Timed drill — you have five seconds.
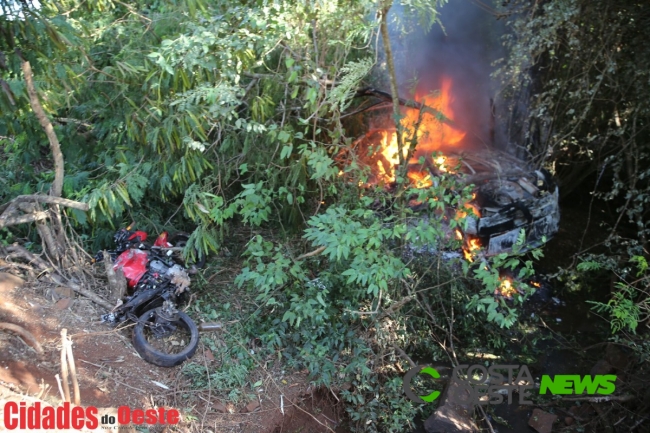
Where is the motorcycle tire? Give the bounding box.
[132,309,199,367]
[168,233,206,269]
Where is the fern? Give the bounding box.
[327,58,374,113]
[589,283,641,334]
[577,260,601,272]
[125,173,148,203]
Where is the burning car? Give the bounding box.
[346,77,560,257]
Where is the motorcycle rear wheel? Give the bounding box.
[168,233,206,269]
[132,309,199,367]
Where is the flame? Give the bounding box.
[434,156,449,173]
[407,171,433,188]
[370,77,466,186]
[455,229,463,240]
[374,131,407,183]
[531,281,541,288]
[463,237,481,262]
[497,278,517,298]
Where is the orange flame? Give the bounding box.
[497,278,517,298]
[407,171,433,188]
[463,237,481,262]
[371,77,466,186]
[405,78,466,159]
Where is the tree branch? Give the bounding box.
[20,59,64,198]
[295,246,326,261]
[0,211,49,229]
[378,1,405,168]
[0,194,89,219]
[355,87,456,128]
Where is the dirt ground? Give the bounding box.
[0,271,343,433]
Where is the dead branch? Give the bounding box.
[477,404,496,433]
[295,246,326,261]
[60,329,71,403]
[0,211,49,228]
[0,78,16,105]
[391,344,416,368]
[377,295,414,320]
[377,1,405,168]
[1,245,113,310]
[0,322,43,355]
[355,87,457,129]
[0,195,89,218]
[64,333,81,406]
[54,374,66,401]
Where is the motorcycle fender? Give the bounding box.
[154,231,173,248]
[114,249,149,287]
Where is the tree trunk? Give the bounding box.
[20,58,67,259]
[379,0,405,169]
[20,59,64,198]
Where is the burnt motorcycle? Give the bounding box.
[97,227,200,367]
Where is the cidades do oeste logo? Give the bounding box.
[2,401,180,430]
[403,364,617,405]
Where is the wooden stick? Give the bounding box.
[295,246,326,261]
[54,374,66,402]
[60,329,71,403]
[392,345,416,368]
[0,322,43,354]
[64,334,81,406]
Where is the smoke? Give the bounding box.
[391,0,506,151]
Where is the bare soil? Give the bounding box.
[0,271,343,433]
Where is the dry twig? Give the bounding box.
[295,246,326,261]
[60,329,71,403]
[1,245,113,310]
[64,333,81,406]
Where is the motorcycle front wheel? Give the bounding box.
[132,309,199,367]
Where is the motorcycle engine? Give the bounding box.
[149,260,170,274]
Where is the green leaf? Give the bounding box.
[316,293,326,308]
[280,145,293,159]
